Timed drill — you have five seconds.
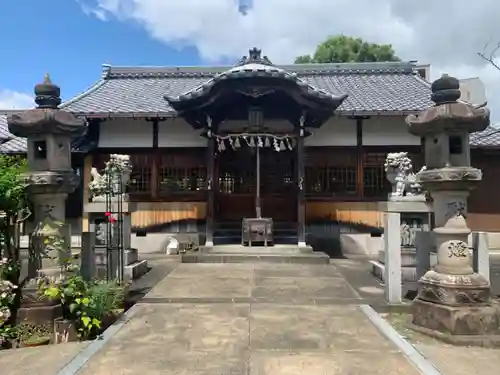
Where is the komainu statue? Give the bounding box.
[384,152,426,200]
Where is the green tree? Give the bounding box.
[295,35,400,64]
[0,155,28,342]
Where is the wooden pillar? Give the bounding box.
[297,116,306,247]
[205,119,215,247]
[81,153,93,233]
[151,118,159,199]
[355,117,364,197]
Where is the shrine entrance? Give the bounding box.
[163,47,348,246]
[216,142,297,224]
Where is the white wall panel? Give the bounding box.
[158,119,207,147]
[98,120,153,148]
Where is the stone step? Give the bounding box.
[182,247,329,264]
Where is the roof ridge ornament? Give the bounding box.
[236,47,273,66]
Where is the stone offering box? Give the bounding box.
[84,201,147,280]
[242,218,273,246]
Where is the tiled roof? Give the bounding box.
[470,125,500,147]
[61,61,435,116]
[1,60,500,151]
[0,136,27,153]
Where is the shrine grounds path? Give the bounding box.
[4,255,500,374]
[71,259,421,375]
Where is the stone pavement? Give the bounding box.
[0,342,90,375]
[74,262,420,375]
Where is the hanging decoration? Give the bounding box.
[215,133,295,152]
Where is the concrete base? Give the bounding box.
[370,260,417,283]
[182,245,329,264]
[411,298,500,345]
[124,259,148,281]
[124,248,138,265]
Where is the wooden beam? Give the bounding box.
[206,133,215,247]
[297,118,306,247]
[356,117,364,197]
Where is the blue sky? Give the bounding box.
[0,0,208,103]
[1,0,499,119]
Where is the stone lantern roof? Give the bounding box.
[406,74,490,136]
[7,74,86,138]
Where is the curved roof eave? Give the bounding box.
[164,62,348,110]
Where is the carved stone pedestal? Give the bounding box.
[412,298,500,336]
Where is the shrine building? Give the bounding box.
[1,48,500,247]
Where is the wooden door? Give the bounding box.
[260,149,297,223]
[216,147,255,222]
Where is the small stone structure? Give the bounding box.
[406,74,500,343]
[84,154,147,281]
[371,153,433,302]
[7,74,85,276]
[371,201,432,295]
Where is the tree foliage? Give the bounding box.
[0,155,28,216]
[295,35,400,64]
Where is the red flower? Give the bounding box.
[109,217,117,224]
[105,212,111,217]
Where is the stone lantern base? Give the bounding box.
[411,299,500,346]
[410,270,500,346]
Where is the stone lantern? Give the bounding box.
[7,74,86,274]
[406,74,500,340]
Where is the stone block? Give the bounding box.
[124,248,138,265]
[17,304,62,326]
[124,260,148,281]
[340,233,371,256]
[412,298,500,336]
[378,248,417,267]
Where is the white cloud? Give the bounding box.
[0,89,34,109]
[78,0,500,121]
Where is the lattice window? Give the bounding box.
[129,154,152,197]
[304,148,357,197]
[363,153,390,198]
[305,166,356,196]
[159,151,206,196]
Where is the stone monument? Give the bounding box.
[371,153,433,303]
[407,74,500,343]
[7,74,85,277]
[84,154,147,281]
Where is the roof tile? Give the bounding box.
[61,61,435,115]
[1,61,499,151]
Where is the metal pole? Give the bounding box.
[256,145,261,218]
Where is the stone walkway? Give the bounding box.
[73,263,419,375]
